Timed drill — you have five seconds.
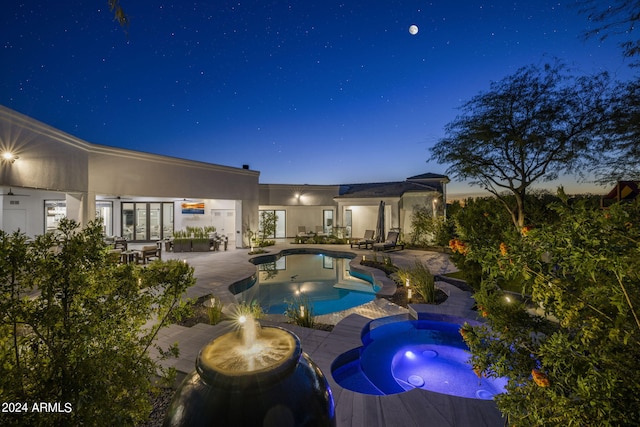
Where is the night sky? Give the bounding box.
[1,1,635,195]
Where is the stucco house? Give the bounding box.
[0,106,259,248]
[1,105,448,246]
[258,174,449,241]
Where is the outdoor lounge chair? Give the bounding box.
[297,226,312,237]
[350,229,375,249]
[373,231,404,252]
[315,226,328,237]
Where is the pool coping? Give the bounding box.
[331,309,505,401]
[317,312,505,427]
[152,244,504,426]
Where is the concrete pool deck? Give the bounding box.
[152,242,505,426]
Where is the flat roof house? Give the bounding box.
[1,105,449,246]
[0,106,260,248]
[258,174,449,241]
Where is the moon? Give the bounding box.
[409,24,418,35]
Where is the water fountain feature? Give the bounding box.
[163,313,336,427]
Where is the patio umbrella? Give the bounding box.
[375,201,385,243]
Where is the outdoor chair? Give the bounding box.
[315,226,328,237]
[350,229,375,249]
[137,244,161,264]
[297,226,312,237]
[113,237,128,251]
[107,248,123,264]
[373,231,404,252]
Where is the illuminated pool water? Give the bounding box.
[231,250,379,315]
[331,315,508,400]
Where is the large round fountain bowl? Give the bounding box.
[163,326,336,427]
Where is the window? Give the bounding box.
[96,201,113,236]
[258,209,286,238]
[345,209,352,237]
[323,254,334,269]
[274,210,285,238]
[163,203,174,238]
[323,210,334,235]
[122,202,174,241]
[44,200,66,232]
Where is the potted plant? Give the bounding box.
[172,230,191,252]
[191,236,211,251]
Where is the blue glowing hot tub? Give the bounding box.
[331,314,507,400]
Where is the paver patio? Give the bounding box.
[149,242,505,427]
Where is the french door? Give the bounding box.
[121,202,174,241]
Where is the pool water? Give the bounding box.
[235,251,379,315]
[331,317,508,400]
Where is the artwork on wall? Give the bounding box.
[181,201,205,215]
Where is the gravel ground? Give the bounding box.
[138,388,174,427]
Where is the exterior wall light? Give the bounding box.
[2,152,19,163]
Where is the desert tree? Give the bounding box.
[578,0,640,63]
[430,61,612,228]
[108,0,129,28]
[592,78,640,183]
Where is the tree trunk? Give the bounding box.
[515,191,526,228]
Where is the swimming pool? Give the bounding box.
[331,314,508,399]
[231,250,380,315]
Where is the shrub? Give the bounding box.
[285,297,315,328]
[463,196,640,426]
[448,196,517,289]
[235,301,264,320]
[409,205,457,247]
[206,297,224,325]
[0,219,194,426]
[399,260,436,303]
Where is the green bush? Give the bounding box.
[408,203,459,247]
[206,298,224,325]
[0,219,194,426]
[398,260,436,303]
[462,197,640,426]
[448,192,600,290]
[235,301,264,320]
[257,239,275,247]
[448,196,519,289]
[285,297,315,328]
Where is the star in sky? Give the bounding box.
[0,1,635,195]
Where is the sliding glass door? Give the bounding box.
[122,202,174,241]
[258,209,286,238]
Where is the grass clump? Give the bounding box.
[399,260,436,303]
[285,296,315,328]
[206,297,224,325]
